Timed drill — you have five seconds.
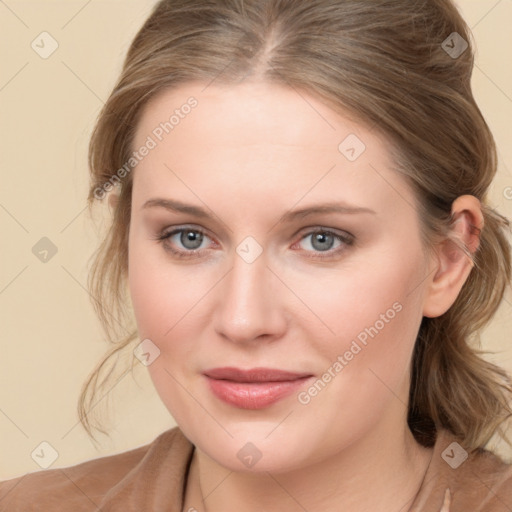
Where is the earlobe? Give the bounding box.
[422,195,484,318]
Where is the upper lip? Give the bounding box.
[203,367,313,383]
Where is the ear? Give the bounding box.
[422,195,484,318]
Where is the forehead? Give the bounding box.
[130,81,415,220]
[134,80,371,154]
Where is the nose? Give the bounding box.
[212,248,287,345]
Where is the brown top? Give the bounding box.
[1,426,511,511]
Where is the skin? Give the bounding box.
[124,81,483,512]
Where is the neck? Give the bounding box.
[182,415,434,512]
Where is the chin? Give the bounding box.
[188,424,314,473]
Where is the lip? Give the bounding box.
[203,367,314,409]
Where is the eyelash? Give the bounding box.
[153,225,354,261]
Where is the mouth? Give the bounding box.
[202,367,314,409]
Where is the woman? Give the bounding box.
[1,0,511,511]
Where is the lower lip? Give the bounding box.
[204,375,313,409]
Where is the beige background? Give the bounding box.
[1,0,511,480]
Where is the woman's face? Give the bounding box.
[128,81,434,472]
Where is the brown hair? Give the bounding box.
[80,0,512,453]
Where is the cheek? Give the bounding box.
[127,235,217,413]
[128,233,202,339]
[291,247,425,386]
[128,240,200,418]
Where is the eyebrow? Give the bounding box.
[141,198,376,222]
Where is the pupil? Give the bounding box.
[312,232,333,251]
[181,230,203,249]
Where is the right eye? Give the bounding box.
[154,226,216,259]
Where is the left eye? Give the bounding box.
[293,229,354,258]
[298,231,341,252]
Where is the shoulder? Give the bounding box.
[416,428,512,512]
[0,426,191,511]
[451,441,512,510]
